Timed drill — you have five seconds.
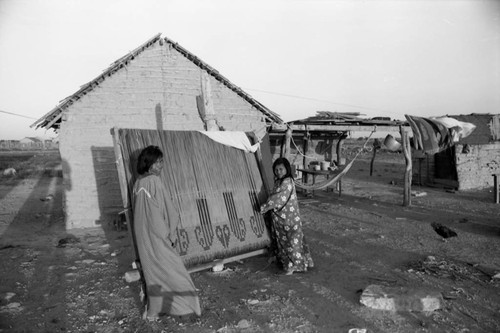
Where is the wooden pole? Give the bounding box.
[303,128,310,170]
[281,127,292,159]
[401,126,412,206]
[336,132,347,165]
[370,138,381,176]
[330,137,336,163]
[336,133,348,196]
[155,103,163,131]
[494,174,499,204]
[302,129,310,195]
[110,127,147,302]
[200,72,218,131]
[188,249,267,273]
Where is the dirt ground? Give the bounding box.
[1,147,499,333]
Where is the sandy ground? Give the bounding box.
[0,149,499,333]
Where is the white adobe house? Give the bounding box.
[32,34,282,229]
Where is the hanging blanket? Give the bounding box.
[405,115,454,154]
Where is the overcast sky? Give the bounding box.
[0,0,499,139]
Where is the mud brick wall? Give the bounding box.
[456,143,500,190]
[412,143,500,190]
[59,42,267,229]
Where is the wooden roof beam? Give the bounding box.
[272,123,407,133]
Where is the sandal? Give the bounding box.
[143,306,160,322]
[146,316,160,322]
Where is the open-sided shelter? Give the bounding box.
[270,112,405,170]
[32,34,282,229]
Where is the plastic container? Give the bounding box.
[384,134,401,151]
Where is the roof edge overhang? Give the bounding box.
[162,37,283,125]
[31,33,162,130]
[32,33,283,131]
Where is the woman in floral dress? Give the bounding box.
[260,157,314,275]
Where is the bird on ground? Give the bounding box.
[431,222,457,238]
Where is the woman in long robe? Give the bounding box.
[260,157,314,275]
[133,145,201,320]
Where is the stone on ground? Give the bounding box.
[360,284,443,312]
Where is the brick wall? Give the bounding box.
[456,143,500,190]
[59,41,268,229]
[411,143,500,191]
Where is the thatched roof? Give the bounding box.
[32,34,282,130]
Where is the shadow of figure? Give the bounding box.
[0,155,67,331]
[89,145,146,313]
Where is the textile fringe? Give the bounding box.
[183,239,270,268]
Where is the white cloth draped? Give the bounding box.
[430,117,476,143]
[198,131,260,153]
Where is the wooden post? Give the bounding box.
[155,103,163,131]
[200,72,218,131]
[303,128,310,170]
[281,127,292,159]
[302,130,310,195]
[494,174,499,204]
[370,138,381,176]
[111,128,130,214]
[336,133,347,196]
[110,127,147,301]
[330,137,336,163]
[401,126,412,206]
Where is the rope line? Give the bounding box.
[290,134,318,161]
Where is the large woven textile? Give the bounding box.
[114,129,271,269]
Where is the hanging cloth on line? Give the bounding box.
[293,133,374,191]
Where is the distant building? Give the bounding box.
[15,137,58,150]
[0,140,20,150]
[19,137,43,149]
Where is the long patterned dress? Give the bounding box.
[133,174,201,318]
[260,177,314,272]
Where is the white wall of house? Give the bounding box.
[58,41,268,229]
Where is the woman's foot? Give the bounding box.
[142,306,160,322]
[174,313,200,323]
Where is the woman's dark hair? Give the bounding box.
[272,157,292,182]
[137,146,163,175]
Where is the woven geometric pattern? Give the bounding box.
[114,128,271,268]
